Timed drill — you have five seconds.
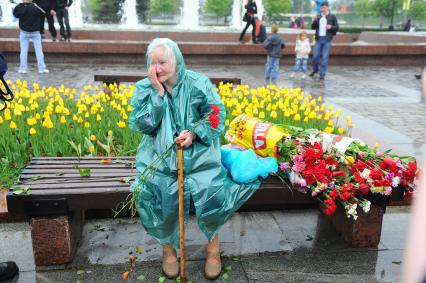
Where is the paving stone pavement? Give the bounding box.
[1,63,423,282]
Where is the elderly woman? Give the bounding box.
[128,38,261,279]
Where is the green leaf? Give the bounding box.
[30,176,42,181]
[137,274,145,280]
[79,168,91,177]
[224,264,232,271]
[76,270,85,275]
[158,276,166,283]
[222,273,230,280]
[13,186,31,195]
[56,173,65,176]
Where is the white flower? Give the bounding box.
[392,176,400,188]
[335,137,355,157]
[360,168,371,179]
[345,203,358,220]
[361,201,370,213]
[308,133,321,146]
[321,133,334,153]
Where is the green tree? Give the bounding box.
[408,0,426,21]
[86,0,125,24]
[150,0,177,21]
[263,0,292,19]
[136,0,150,23]
[373,0,403,27]
[355,0,374,27]
[205,0,233,25]
[291,0,311,14]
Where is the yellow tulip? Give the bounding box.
[35,113,41,120]
[29,127,36,136]
[374,143,380,148]
[328,120,333,127]
[77,117,83,124]
[117,121,126,128]
[225,119,230,126]
[26,116,35,124]
[0,116,3,124]
[10,121,17,129]
[60,116,66,123]
[346,156,355,164]
[90,135,96,141]
[96,114,102,121]
[338,127,344,135]
[293,114,301,121]
[84,122,90,128]
[89,145,95,153]
[108,130,113,136]
[42,117,54,129]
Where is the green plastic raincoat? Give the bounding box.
[128,38,261,249]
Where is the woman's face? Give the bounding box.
[149,48,176,83]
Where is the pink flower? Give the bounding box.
[357,151,365,158]
[279,162,290,172]
[384,186,392,196]
[292,161,306,173]
[300,179,307,187]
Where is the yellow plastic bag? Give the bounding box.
[225,114,287,158]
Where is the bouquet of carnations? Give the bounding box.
[226,115,419,220]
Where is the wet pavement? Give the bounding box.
[0,63,423,282]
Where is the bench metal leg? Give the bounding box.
[31,210,84,266]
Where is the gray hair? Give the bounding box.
[147,38,177,68]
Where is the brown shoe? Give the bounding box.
[162,249,179,279]
[204,251,222,280]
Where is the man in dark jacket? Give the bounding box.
[310,1,338,80]
[53,0,72,41]
[263,24,285,85]
[34,0,57,41]
[13,0,49,73]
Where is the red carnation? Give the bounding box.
[370,169,383,180]
[358,183,370,196]
[332,171,346,178]
[324,204,337,215]
[209,113,220,128]
[211,104,221,115]
[330,189,339,199]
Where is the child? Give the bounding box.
[13,0,49,74]
[290,30,311,79]
[263,24,285,85]
[255,17,267,43]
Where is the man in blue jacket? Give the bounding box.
[309,1,339,80]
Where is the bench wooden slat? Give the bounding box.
[31,156,134,160]
[26,164,134,169]
[13,181,132,190]
[16,176,137,185]
[7,184,315,213]
[19,172,139,179]
[22,168,138,174]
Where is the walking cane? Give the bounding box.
[177,143,187,283]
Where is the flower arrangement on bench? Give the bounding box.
[226,114,417,220]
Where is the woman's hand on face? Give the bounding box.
[148,65,164,96]
[175,130,195,148]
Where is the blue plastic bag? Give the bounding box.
[221,145,278,184]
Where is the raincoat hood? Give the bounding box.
[145,38,187,88]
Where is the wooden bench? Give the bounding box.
[94,74,241,87]
[6,157,394,266]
